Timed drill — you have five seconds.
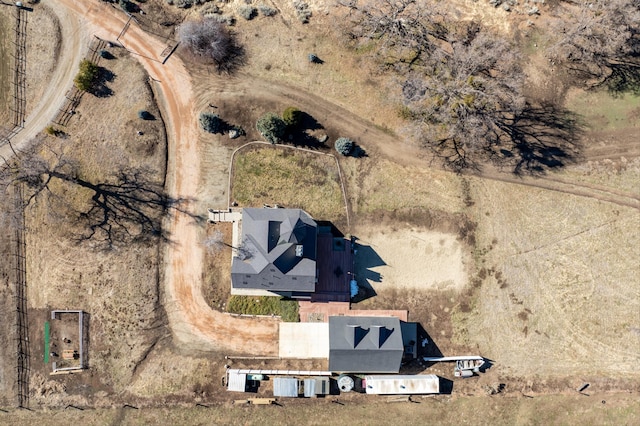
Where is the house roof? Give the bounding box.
[231,208,317,292]
[328,316,404,373]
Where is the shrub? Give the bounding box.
[238,5,257,20]
[73,59,99,91]
[179,18,236,65]
[257,4,277,16]
[335,137,354,156]
[282,106,302,128]
[293,0,311,23]
[199,112,223,133]
[138,110,153,120]
[175,0,192,8]
[119,0,135,12]
[44,125,57,136]
[256,112,286,144]
[200,3,219,16]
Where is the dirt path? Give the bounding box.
[51,0,278,355]
[196,73,639,211]
[0,3,84,161]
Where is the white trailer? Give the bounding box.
[363,374,440,395]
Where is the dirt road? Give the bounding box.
[51,0,278,355]
[0,3,84,161]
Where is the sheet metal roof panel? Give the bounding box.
[227,371,247,392]
[273,377,300,397]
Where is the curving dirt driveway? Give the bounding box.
[51,0,279,355]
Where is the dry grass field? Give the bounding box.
[2,391,640,425]
[0,6,12,125]
[231,146,345,222]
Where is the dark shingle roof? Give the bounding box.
[328,316,404,373]
[231,208,317,292]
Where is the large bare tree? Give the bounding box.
[339,0,447,68]
[548,0,640,91]
[401,32,527,170]
[1,143,191,250]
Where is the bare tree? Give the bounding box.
[402,32,527,170]
[0,143,191,250]
[339,0,447,68]
[548,0,640,91]
[178,18,244,71]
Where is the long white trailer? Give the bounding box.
[363,374,440,395]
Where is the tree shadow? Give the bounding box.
[497,102,585,175]
[215,43,246,75]
[285,112,327,149]
[606,64,640,97]
[89,67,115,98]
[2,147,202,251]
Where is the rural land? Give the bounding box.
[0,0,638,424]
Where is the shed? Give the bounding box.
[363,375,440,395]
[273,377,300,397]
[303,377,330,397]
[227,370,247,392]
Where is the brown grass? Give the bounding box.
[231,145,345,222]
[24,48,167,397]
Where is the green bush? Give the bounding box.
[256,112,286,144]
[227,296,299,322]
[199,112,223,133]
[335,137,354,155]
[73,59,99,92]
[282,106,302,128]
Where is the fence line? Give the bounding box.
[13,183,29,409]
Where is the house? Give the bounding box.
[231,208,318,298]
[230,208,353,301]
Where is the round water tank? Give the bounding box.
[16,2,23,7]
[337,374,354,392]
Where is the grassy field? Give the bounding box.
[1,391,639,425]
[227,295,299,322]
[565,88,640,132]
[231,146,345,222]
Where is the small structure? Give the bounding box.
[273,377,300,398]
[363,375,440,395]
[303,378,330,397]
[49,310,87,373]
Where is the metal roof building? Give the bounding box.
[231,208,318,296]
[328,316,404,373]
